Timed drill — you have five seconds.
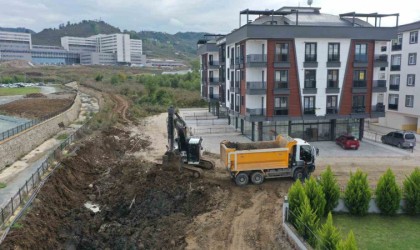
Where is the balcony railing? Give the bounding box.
[304,108,316,115]
[327,80,338,88]
[389,84,400,91]
[391,44,402,51]
[353,80,367,88]
[388,103,398,110]
[374,54,388,67]
[209,94,219,100]
[246,81,267,94]
[209,77,219,84]
[305,55,317,62]
[246,54,267,67]
[372,103,385,112]
[326,107,338,114]
[373,80,386,88]
[274,81,288,89]
[208,61,219,68]
[304,80,316,89]
[274,54,289,62]
[274,108,288,116]
[352,106,366,113]
[390,65,401,71]
[354,55,368,62]
[246,108,266,116]
[235,57,244,65]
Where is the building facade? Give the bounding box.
[380,21,420,133]
[0,31,32,61]
[199,7,398,141]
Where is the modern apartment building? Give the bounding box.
[380,21,420,133]
[0,31,32,61]
[199,7,398,141]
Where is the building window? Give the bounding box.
[303,96,316,115]
[274,96,288,115]
[352,95,365,113]
[305,43,317,62]
[275,43,289,62]
[227,68,230,80]
[409,31,418,44]
[391,55,401,71]
[388,94,399,110]
[408,53,417,65]
[407,74,416,86]
[353,70,366,88]
[304,70,316,88]
[389,74,400,91]
[355,44,368,62]
[328,43,340,62]
[275,70,288,88]
[405,95,414,107]
[326,96,338,114]
[327,70,339,88]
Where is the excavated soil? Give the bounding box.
[1,123,294,249]
[0,94,75,119]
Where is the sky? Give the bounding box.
[0,0,419,34]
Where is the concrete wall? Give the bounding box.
[0,93,81,170]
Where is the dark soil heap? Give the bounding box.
[1,128,220,249]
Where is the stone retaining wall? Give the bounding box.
[0,93,81,170]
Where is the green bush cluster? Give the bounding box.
[0,75,27,84]
[320,166,341,215]
[137,71,200,91]
[403,168,420,215]
[375,168,401,215]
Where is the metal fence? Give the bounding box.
[0,122,88,228]
[193,127,237,135]
[0,94,76,142]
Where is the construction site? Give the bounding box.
[0,63,419,249]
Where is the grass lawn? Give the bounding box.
[334,214,420,250]
[0,87,40,96]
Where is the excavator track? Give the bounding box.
[182,165,204,178]
[196,158,215,170]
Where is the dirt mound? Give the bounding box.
[0,60,34,69]
[25,93,46,98]
[1,127,221,249]
[0,96,74,119]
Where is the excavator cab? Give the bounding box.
[186,138,202,164]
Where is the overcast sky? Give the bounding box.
[0,0,419,34]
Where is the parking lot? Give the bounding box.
[180,109,414,158]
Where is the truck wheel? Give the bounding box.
[251,172,264,185]
[235,173,249,186]
[293,169,304,182]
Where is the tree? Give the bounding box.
[110,75,119,85]
[288,180,307,226]
[403,168,420,215]
[304,176,326,218]
[375,168,402,215]
[320,166,341,215]
[337,230,358,250]
[317,212,341,250]
[344,169,371,216]
[296,196,319,247]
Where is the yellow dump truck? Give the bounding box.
[220,135,316,186]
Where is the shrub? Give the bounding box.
[95,74,103,81]
[111,75,119,85]
[344,169,371,216]
[337,230,357,250]
[288,180,307,226]
[296,196,319,247]
[375,168,402,215]
[304,176,326,218]
[317,212,341,250]
[403,168,420,215]
[320,166,340,215]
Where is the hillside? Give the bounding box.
[32,20,121,46]
[0,27,34,33]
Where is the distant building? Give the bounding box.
[380,21,420,133]
[146,58,185,68]
[0,31,32,61]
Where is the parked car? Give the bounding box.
[335,135,360,150]
[381,131,416,148]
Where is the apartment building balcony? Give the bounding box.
[274,108,288,116]
[351,106,366,113]
[209,77,219,85]
[304,55,318,67]
[246,54,267,67]
[246,81,267,95]
[326,60,341,68]
[353,56,368,67]
[371,103,385,118]
[388,103,398,110]
[246,108,266,118]
[234,57,244,69]
[352,80,367,93]
[303,108,316,115]
[391,44,402,51]
[374,54,388,67]
[326,107,338,115]
[390,65,400,71]
[208,61,219,69]
[372,80,387,92]
[274,55,290,68]
[274,81,290,94]
[326,80,340,93]
[303,80,317,94]
[389,84,400,91]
